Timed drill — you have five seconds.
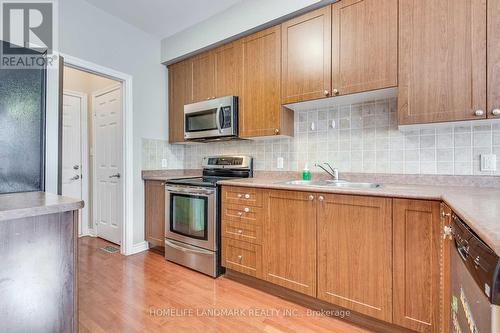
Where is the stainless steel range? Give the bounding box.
[165,155,253,277]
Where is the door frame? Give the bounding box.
[62,54,135,256]
[91,84,123,244]
[62,89,89,237]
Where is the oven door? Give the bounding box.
[165,185,216,251]
[184,96,237,140]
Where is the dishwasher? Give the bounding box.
[450,214,500,333]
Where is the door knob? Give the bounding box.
[109,173,121,179]
[70,175,80,181]
[492,109,500,116]
[475,109,484,117]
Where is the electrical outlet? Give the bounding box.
[161,159,168,168]
[277,157,284,169]
[480,154,496,171]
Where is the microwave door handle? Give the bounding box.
[216,106,223,133]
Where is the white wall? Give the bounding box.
[58,0,168,246]
[161,0,328,63]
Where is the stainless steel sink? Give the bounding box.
[279,179,381,189]
[326,182,381,189]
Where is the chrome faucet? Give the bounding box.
[314,162,339,181]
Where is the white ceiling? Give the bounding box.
[84,0,243,39]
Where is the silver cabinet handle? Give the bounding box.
[73,165,80,170]
[475,109,484,117]
[318,196,324,201]
[237,212,243,216]
[492,109,500,116]
[237,255,243,262]
[308,195,315,201]
[244,207,250,213]
[332,89,339,95]
[109,173,121,179]
[237,230,243,234]
[324,90,329,96]
[237,193,242,198]
[244,194,250,199]
[70,175,80,181]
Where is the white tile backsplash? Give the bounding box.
[143,97,500,175]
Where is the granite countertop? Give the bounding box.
[217,177,500,255]
[0,192,84,222]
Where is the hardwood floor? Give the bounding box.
[78,237,374,333]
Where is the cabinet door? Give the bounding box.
[281,6,331,104]
[168,61,190,143]
[331,0,397,96]
[440,203,452,333]
[393,199,443,333]
[488,0,500,118]
[240,26,283,138]
[190,51,215,103]
[144,180,165,247]
[263,190,317,296]
[214,41,242,98]
[317,194,393,322]
[398,0,487,124]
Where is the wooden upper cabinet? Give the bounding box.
[488,0,500,118]
[281,6,332,104]
[240,26,293,138]
[190,51,215,103]
[393,199,443,333]
[398,0,487,125]
[317,194,393,322]
[144,180,166,248]
[263,190,317,297]
[168,60,190,143]
[214,41,242,98]
[332,0,398,96]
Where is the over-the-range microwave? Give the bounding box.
[184,96,238,141]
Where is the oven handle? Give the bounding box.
[166,185,215,196]
[165,239,213,255]
[216,105,223,133]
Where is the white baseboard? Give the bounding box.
[127,241,149,255]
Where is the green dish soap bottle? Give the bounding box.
[302,164,311,181]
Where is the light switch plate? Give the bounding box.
[277,157,284,169]
[161,159,168,168]
[480,154,496,171]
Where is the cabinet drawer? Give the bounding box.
[222,238,262,278]
[222,220,262,245]
[222,186,263,207]
[221,203,264,225]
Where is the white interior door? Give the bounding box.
[94,85,123,245]
[62,92,84,235]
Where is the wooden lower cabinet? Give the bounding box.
[222,238,262,278]
[144,180,166,248]
[393,199,443,333]
[220,186,450,331]
[262,190,317,297]
[317,194,393,322]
